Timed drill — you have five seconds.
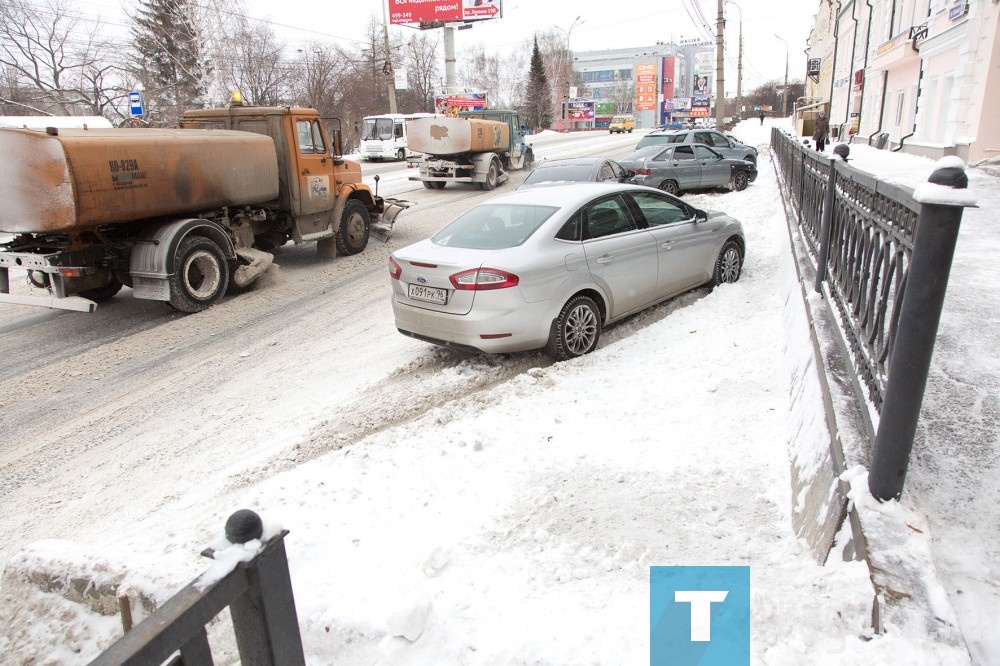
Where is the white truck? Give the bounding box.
[406,109,534,190]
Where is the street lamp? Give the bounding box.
[775,34,789,118]
[726,1,743,119]
[554,15,584,130]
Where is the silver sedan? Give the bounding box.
[619,144,758,196]
[389,183,745,360]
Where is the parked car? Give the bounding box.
[519,157,634,188]
[389,183,745,360]
[635,128,758,165]
[619,144,757,196]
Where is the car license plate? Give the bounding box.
[408,284,448,305]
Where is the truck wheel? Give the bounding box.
[480,159,499,191]
[168,235,229,313]
[396,149,405,161]
[335,199,370,256]
[422,181,445,190]
[78,278,123,303]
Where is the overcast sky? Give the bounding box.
[73,0,818,90]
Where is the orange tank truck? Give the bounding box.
[0,102,409,313]
[406,109,534,191]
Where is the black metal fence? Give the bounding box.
[771,130,920,414]
[771,128,971,500]
[88,510,305,666]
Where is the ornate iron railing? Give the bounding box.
[771,129,918,412]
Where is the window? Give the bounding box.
[598,163,616,181]
[694,146,720,160]
[394,122,404,139]
[673,146,696,161]
[296,120,326,155]
[432,204,556,249]
[583,197,635,239]
[629,192,691,227]
[894,91,906,128]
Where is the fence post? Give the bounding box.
[226,510,306,666]
[868,163,974,501]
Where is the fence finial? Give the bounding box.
[226,509,264,544]
[928,163,968,189]
[833,144,850,161]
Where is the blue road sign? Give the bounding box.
[129,91,144,117]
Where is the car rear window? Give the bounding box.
[432,204,557,250]
[635,133,684,149]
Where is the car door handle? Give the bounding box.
[661,241,675,249]
[597,254,614,264]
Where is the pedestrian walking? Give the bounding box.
[759,112,765,125]
[813,112,829,151]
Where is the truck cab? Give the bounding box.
[180,105,373,248]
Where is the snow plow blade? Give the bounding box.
[372,198,414,243]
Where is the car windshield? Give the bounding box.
[523,164,593,184]
[432,204,557,250]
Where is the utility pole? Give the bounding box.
[715,0,725,127]
[381,1,398,113]
[726,1,743,119]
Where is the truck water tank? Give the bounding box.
[405,117,510,157]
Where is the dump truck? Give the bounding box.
[406,109,534,190]
[0,101,409,313]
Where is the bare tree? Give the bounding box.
[0,0,123,117]
[398,31,439,113]
[224,20,290,107]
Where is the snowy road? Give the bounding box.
[0,130,647,568]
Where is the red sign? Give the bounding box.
[388,0,500,25]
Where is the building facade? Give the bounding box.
[571,42,717,130]
[806,0,1000,163]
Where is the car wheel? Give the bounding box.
[168,235,230,312]
[732,170,750,191]
[546,295,602,361]
[335,199,370,256]
[660,180,681,196]
[713,240,743,287]
[480,159,499,190]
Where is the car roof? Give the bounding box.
[485,182,659,207]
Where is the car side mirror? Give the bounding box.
[695,209,708,222]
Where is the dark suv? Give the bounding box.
[635,129,758,165]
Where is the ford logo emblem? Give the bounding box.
[417,276,427,284]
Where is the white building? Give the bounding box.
[805,0,1000,163]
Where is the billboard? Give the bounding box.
[635,63,657,111]
[567,100,595,120]
[388,0,502,25]
[434,92,488,114]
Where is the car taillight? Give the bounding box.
[450,268,519,290]
[634,167,652,176]
[389,256,402,280]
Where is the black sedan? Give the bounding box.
[519,157,634,188]
[619,144,757,196]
